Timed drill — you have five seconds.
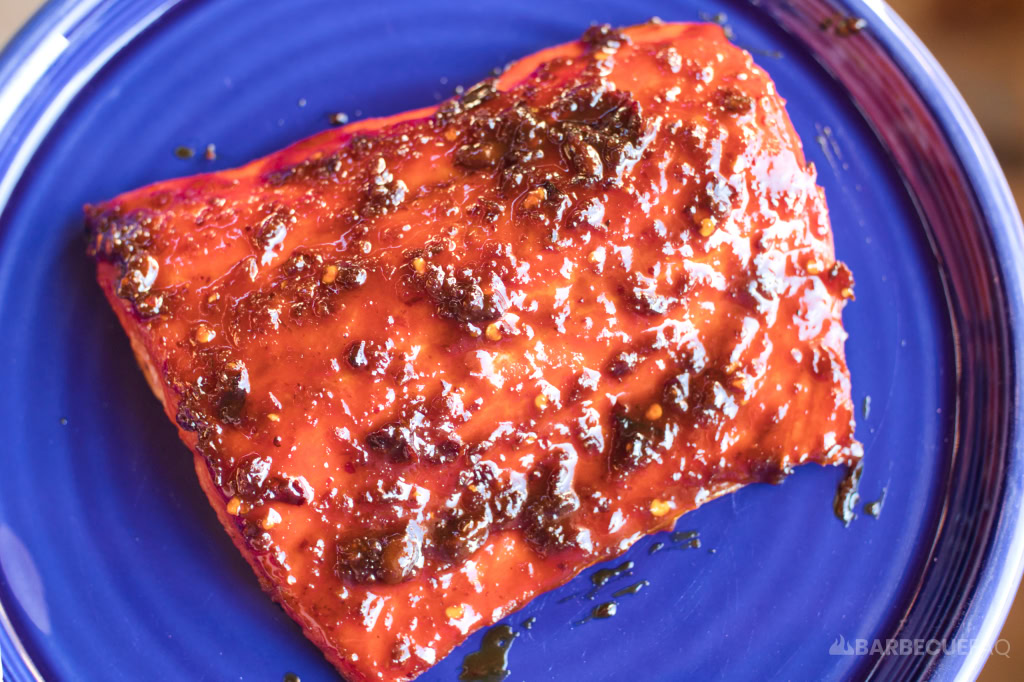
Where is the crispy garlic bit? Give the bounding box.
[412,257,427,274]
[321,264,339,284]
[522,187,547,210]
[194,324,216,344]
[650,499,673,517]
[485,322,502,342]
[645,403,663,421]
[445,604,465,619]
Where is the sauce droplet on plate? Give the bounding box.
[460,625,518,682]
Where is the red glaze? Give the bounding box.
[87,22,859,681]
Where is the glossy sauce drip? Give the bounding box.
[648,529,700,553]
[613,579,649,597]
[833,460,864,525]
[672,530,701,549]
[864,487,887,519]
[576,580,650,625]
[590,561,634,591]
[557,559,635,603]
[460,625,519,682]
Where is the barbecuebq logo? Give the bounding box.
[830,635,856,655]
[829,634,1011,657]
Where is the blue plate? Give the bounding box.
[1,0,1022,680]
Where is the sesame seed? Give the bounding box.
[412,257,427,274]
[699,217,717,237]
[226,497,242,516]
[445,604,465,619]
[485,322,502,341]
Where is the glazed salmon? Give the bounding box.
[86,21,859,681]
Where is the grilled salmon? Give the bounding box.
[87,21,859,681]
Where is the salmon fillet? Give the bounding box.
[86,21,859,681]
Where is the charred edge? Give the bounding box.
[85,206,165,317]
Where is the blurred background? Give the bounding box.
[0,0,1020,679]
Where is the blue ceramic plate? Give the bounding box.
[1,0,1022,680]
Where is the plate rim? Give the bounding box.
[0,0,1021,679]
[845,1,1024,678]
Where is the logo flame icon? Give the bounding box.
[829,634,856,656]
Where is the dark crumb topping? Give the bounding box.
[85,207,165,317]
[716,87,753,114]
[412,262,507,325]
[607,407,660,475]
[580,24,632,52]
[336,522,425,585]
